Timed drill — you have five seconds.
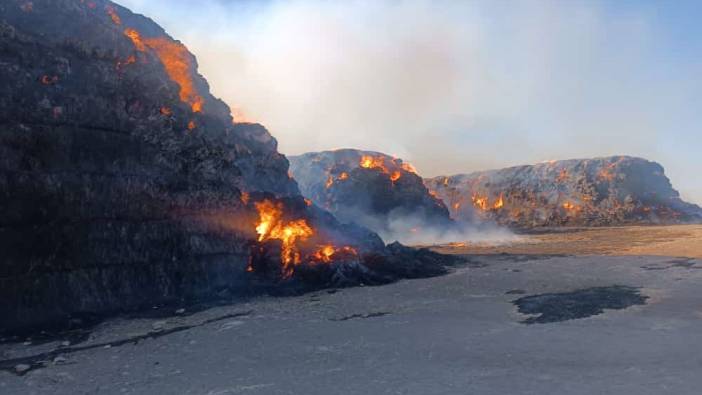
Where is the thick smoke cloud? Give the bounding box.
[117,0,702,204]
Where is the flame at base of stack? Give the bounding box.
[248,198,360,280]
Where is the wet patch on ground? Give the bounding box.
[513,286,648,324]
[491,253,571,263]
[0,310,253,376]
[641,258,701,271]
[329,312,391,321]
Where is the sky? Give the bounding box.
[116,0,702,204]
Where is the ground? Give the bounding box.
[429,224,702,258]
[2,225,702,394]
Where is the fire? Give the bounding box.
[453,202,461,210]
[338,172,349,181]
[562,202,578,211]
[40,75,58,85]
[312,245,336,263]
[123,28,146,52]
[390,171,401,182]
[359,155,407,183]
[123,28,204,113]
[472,195,489,211]
[598,158,625,182]
[556,169,569,183]
[116,55,136,71]
[304,198,313,206]
[401,162,417,174]
[187,120,196,130]
[106,5,121,25]
[325,175,334,189]
[493,194,504,209]
[442,177,449,187]
[160,106,172,116]
[254,200,315,277]
[360,155,387,171]
[240,192,250,204]
[311,245,357,263]
[598,168,615,182]
[232,107,255,124]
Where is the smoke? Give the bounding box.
[116,0,702,205]
[383,210,521,247]
[331,204,519,247]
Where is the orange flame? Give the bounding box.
[232,107,255,124]
[493,194,504,209]
[360,155,387,171]
[123,28,204,113]
[338,172,349,181]
[116,55,136,71]
[240,192,250,205]
[311,245,357,263]
[472,195,489,211]
[123,28,146,51]
[359,155,406,184]
[40,75,58,85]
[160,106,172,116]
[254,200,314,277]
[390,171,401,182]
[187,120,196,130]
[401,162,417,174]
[562,202,578,211]
[325,175,334,189]
[106,5,121,25]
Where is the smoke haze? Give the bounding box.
[117,0,702,205]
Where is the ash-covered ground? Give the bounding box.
[3,248,702,394]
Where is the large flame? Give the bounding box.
[358,155,413,184]
[254,200,314,277]
[123,28,204,113]
[360,155,388,171]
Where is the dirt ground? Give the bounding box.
[4,253,702,395]
[429,224,702,259]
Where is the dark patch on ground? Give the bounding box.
[0,297,252,347]
[0,310,253,376]
[469,253,571,264]
[513,286,648,324]
[330,312,391,321]
[641,258,701,271]
[506,289,527,295]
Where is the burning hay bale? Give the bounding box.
[0,0,456,332]
[289,149,453,242]
[425,156,702,229]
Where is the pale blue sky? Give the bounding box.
[116,0,701,204]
